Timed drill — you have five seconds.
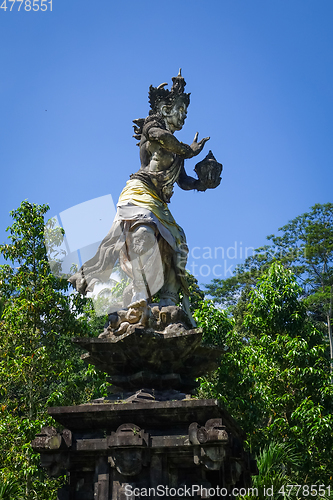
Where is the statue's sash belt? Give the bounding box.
[117,179,186,250]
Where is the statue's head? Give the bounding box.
[148,69,190,132]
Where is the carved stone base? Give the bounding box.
[92,388,190,403]
[32,398,257,500]
[73,327,223,393]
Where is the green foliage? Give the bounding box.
[0,412,64,500]
[2,201,332,494]
[243,262,307,337]
[206,203,333,302]
[178,271,205,312]
[193,299,233,346]
[205,203,333,371]
[0,476,23,500]
[199,262,333,484]
[239,441,301,500]
[186,272,205,312]
[0,201,109,499]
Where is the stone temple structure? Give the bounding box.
[32,303,257,499]
[33,72,257,498]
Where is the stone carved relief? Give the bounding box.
[31,426,72,477]
[189,418,229,470]
[108,424,149,477]
[99,300,192,338]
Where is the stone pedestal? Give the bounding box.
[33,398,257,500]
[72,326,223,393]
[32,313,257,498]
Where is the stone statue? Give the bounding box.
[34,77,258,495]
[69,70,222,319]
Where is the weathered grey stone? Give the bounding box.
[73,326,223,392]
[100,303,193,337]
[94,388,190,403]
[34,399,257,497]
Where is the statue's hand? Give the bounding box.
[190,132,210,157]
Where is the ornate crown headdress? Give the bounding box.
[133,70,191,142]
[148,69,191,114]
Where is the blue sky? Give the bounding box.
[1,0,332,288]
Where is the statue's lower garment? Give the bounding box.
[68,179,190,305]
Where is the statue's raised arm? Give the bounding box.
[69,70,222,324]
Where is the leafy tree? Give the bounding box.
[199,263,333,484]
[0,201,108,499]
[0,476,24,500]
[193,299,233,346]
[239,441,301,500]
[206,203,333,371]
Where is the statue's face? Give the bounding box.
[162,100,187,133]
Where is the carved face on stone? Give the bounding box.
[161,99,188,133]
[111,449,143,476]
